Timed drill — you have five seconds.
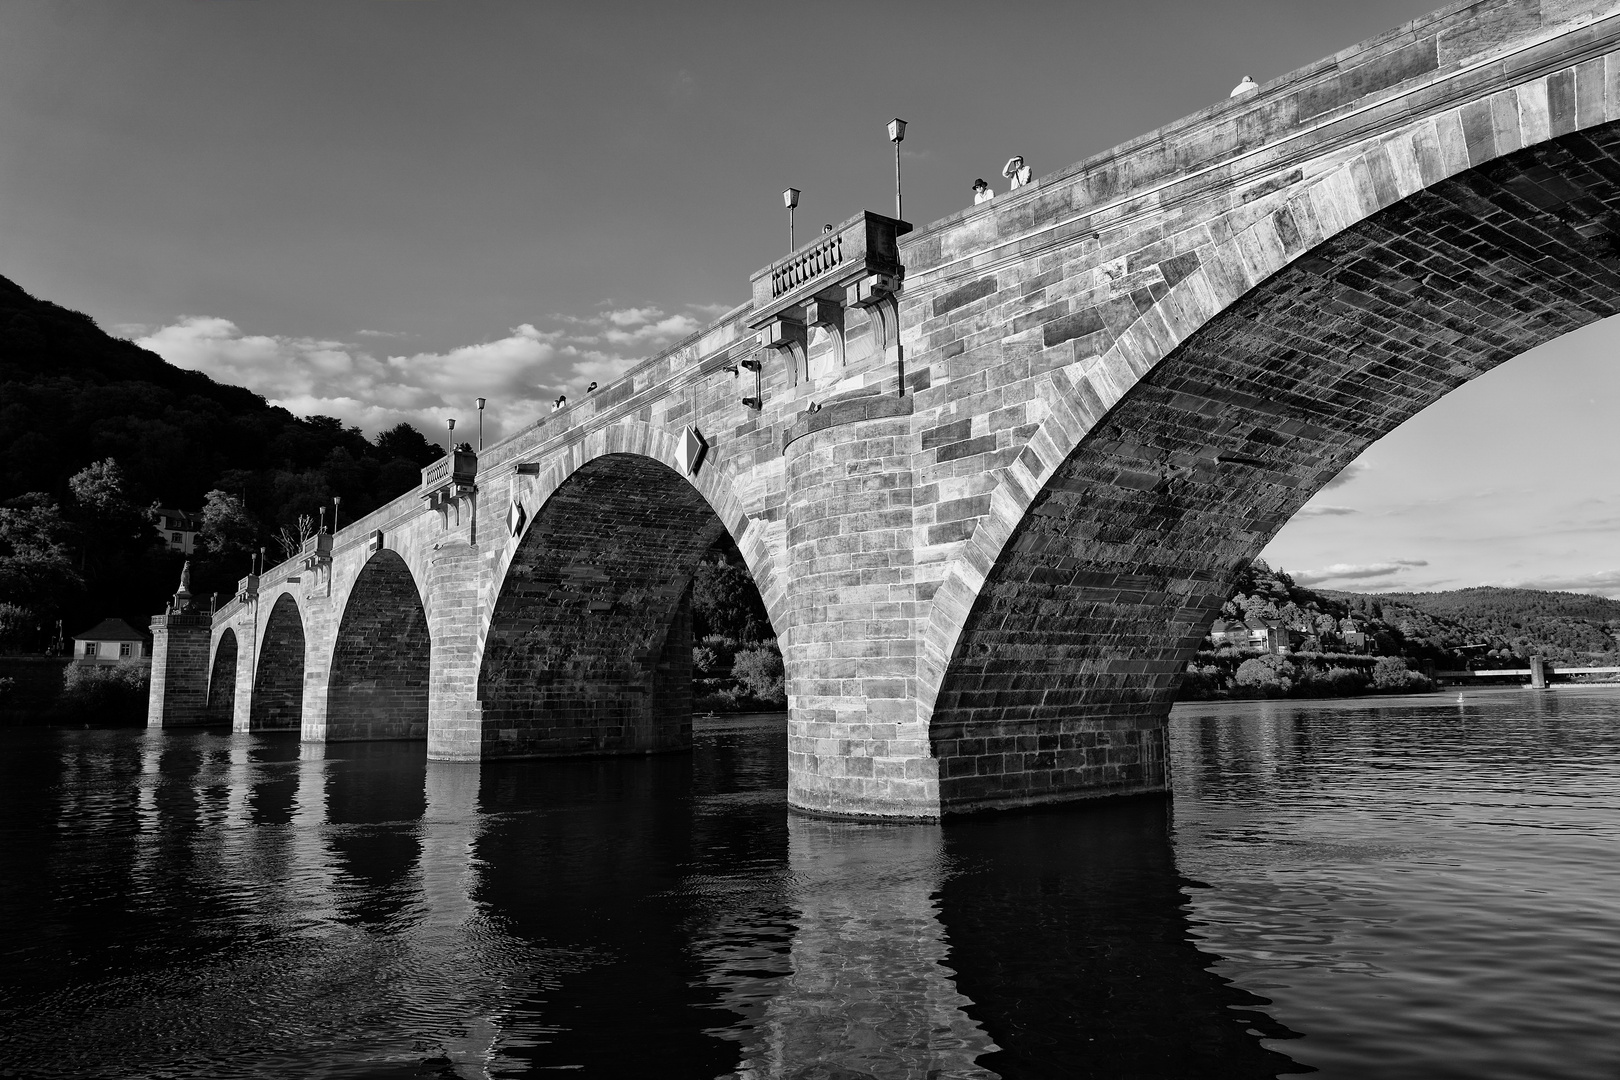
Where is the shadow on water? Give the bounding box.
[938,797,1310,1079]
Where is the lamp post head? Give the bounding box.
[476,397,486,411]
[888,118,906,143]
[446,418,455,431]
[783,187,800,209]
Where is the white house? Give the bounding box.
[72,618,149,662]
[152,508,199,555]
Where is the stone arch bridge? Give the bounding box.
[150,0,1620,818]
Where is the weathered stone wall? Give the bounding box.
[901,31,1620,811]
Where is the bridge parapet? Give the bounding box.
[421,448,478,510]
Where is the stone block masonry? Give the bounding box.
[148,611,213,728]
[150,0,1620,818]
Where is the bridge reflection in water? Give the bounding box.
[0,718,1306,1078]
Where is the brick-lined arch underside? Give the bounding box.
[931,121,1620,810]
[477,453,729,757]
[328,549,429,741]
[251,593,304,731]
[206,628,236,725]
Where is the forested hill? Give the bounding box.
[0,271,444,636]
[0,272,403,503]
[1338,587,1620,663]
[1218,560,1619,667]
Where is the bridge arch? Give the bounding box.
[921,68,1620,810]
[205,628,236,725]
[476,422,779,758]
[251,592,305,731]
[327,548,431,741]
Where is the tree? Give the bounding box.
[0,601,35,653]
[1234,653,1296,696]
[375,422,444,467]
[68,458,154,577]
[732,645,786,703]
[0,495,81,614]
[274,514,317,562]
[691,555,771,642]
[197,490,258,563]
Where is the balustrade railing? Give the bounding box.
[771,233,844,298]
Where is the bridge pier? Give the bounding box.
[783,402,938,819]
[229,613,255,732]
[147,565,214,728]
[426,540,489,761]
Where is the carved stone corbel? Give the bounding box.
[758,313,808,387]
[803,295,846,370]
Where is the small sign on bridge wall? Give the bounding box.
[679,425,707,476]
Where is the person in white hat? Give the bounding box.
[1003,156,1032,190]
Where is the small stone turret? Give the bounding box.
[148,559,215,727]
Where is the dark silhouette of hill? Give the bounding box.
[0,271,442,633]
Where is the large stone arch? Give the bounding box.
[476,434,775,759]
[251,592,305,731]
[205,628,236,725]
[327,549,431,741]
[486,420,783,635]
[921,65,1620,811]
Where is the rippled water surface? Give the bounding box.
[1,688,1617,1078]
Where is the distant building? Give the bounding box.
[152,508,199,555]
[1207,619,1307,654]
[72,618,150,662]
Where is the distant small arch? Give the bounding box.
[251,592,305,731]
[206,628,237,725]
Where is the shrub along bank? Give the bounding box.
[1181,650,1435,701]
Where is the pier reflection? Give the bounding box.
[711,817,999,1080]
[937,796,1309,1079]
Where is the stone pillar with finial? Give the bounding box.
[147,560,218,728]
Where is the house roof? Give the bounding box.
[73,618,148,642]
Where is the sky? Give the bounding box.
[1,0,1615,597]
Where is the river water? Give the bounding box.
[1,687,1616,1079]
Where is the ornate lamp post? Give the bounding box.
[476,397,486,453]
[888,118,907,220]
[445,417,456,456]
[784,187,800,250]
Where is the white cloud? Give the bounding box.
[1293,559,1429,587]
[134,301,719,440]
[1296,504,1357,518]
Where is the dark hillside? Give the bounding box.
[1348,587,1620,663]
[0,272,442,635]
